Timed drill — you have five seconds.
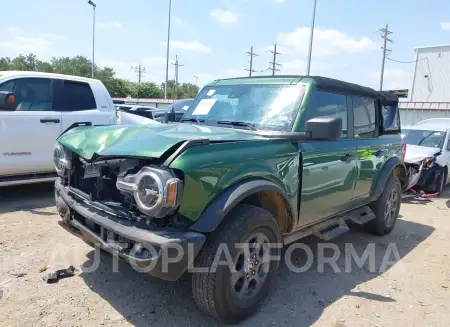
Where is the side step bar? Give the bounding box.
[283,206,376,244]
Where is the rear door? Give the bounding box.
[0,77,61,176]
[351,96,383,202]
[55,79,113,132]
[297,91,357,227]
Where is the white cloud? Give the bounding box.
[210,9,239,24]
[40,33,65,40]
[272,0,287,3]
[7,26,20,33]
[366,69,411,90]
[277,27,377,57]
[440,22,450,30]
[279,60,306,74]
[97,21,123,29]
[173,16,183,25]
[0,36,53,55]
[162,40,212,54]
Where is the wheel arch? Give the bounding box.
[370,157,408,201]
[189,178,296,234]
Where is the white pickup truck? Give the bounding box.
[0,71,121,186]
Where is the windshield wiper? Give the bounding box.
[216,120,257,130]
[181,117,204,124]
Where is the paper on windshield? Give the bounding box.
[192,99,217,115]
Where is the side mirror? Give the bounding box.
[305,116,342,141]
[163,107,176,123]
[0,91,17,111]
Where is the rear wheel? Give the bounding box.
[430,167,447,194]
[367,174,402,236]
[191,204,282,324]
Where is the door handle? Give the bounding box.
[40,118,60,123]
[375,150,387,157]
[341,154,356,163]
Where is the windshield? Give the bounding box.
[402,129,446,148]
[181,84,306,131]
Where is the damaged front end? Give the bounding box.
[404,146,444,194]
[53,140,206,281]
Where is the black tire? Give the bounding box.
[367,174,402,236]
[191,204,282,324]
[431,167,447,195]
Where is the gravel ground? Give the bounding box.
[0,183,449,327]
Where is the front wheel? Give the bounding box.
[367,174,402,236]
[191,204,282,324]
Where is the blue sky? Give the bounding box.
[1,0,449,90]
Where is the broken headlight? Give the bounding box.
[53,143,72,177]
[116,167,183,218]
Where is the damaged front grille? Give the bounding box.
[62,155,191,229]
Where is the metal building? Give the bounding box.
[398,44,450,125]
[409,44,450,102]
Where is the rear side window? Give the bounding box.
[304,91,348,137]
[352,96,376,138]
[60,80,96,111]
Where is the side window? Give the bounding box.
[0,80,15,92]
[2,78,53,112]
[60,80,96,111]
[447,132,450,150]
[352,96,376,138]
[305,91,348,137]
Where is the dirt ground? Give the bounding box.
[0,183,449,327]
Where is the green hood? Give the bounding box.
[58,123,269,160]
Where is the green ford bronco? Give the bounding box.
[54,76,407,323]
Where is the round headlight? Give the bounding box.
[135,171,163,211]
[53,143,66,176]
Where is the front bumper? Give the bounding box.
[54,179,206,281]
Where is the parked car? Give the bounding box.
[0,71,120,187]
[402,118,450,193]
[115,104,159,120]
[54,76,406,323]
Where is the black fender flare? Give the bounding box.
[369,157,407,201]
[189,178,295,233]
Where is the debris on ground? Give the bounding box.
[38,265,49,273]
[41,266,76,284]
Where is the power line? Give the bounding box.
[245,46,259,76]
[386,56,427,64]
[171,54,184,85]
[378,24,393,91]
[267,44,282,76]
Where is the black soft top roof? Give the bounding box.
[311,76,399,105]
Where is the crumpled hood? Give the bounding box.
[58,123,268,160]
[404,144,441,163]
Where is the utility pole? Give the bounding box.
[245,46,259,77]
[131,64,146,85]
[194,75,199,85]
[306,0,317,75]
[131,64,146,98]
[164,0,172,99]
[267,44,282,76]
[171,55,184,85]
[378,24,393,91]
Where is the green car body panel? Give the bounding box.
[57,76,404,232]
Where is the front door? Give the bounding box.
[299,140,357,227]
[0,77,61,176]
[296,90,356,228]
